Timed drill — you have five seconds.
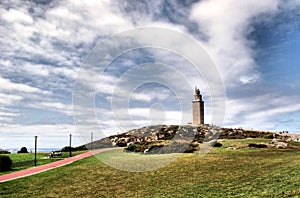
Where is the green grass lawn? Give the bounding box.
[1,139,300,197]
[0,151,87,175]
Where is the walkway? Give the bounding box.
[0,148,115,183]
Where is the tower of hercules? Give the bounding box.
[192,87,204,125]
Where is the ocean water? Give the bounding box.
[6,148,61,154]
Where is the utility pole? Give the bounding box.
[34,136,38,166]
[69,134,72,157]
[91,132,93,151]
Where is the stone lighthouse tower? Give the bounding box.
[192,87,204,125]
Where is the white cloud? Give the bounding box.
[96,74,119,95]
[0,112,19,117]
[190,0,280,86]
[0,92,23,106]
[23,63,50,77]
[0,76,50,94]
[224,94,300,130]
[27,101,73,116]
[1,8,33,24]
[131,93,152,102]
[23,64,79,79]
[0,107,20,123]
[39,102,68,109]
[131,91,170,102]
[247,104,300,121]
[42,0,133,44]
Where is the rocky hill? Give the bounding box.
[85,125,300,153]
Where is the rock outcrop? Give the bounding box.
[86,125,290,152]
[269,139,289,148]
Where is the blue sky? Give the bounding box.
[1,0,300,149]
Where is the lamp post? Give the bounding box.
[34,136,37,166]
[69,134,72,157]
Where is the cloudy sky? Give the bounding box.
[1,0,300,149]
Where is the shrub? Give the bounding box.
[17,147,29,153]
[61,146,77,152]
[148,142,192,154]
[183,145,195,153]
[76,145,88,151]
[0,150,11,154]
[263,133,275,139]
[213,142,223,147]
[116,141,127,147]
[248,143,268,148]
[0,155,12,172]
[125,144,141,152]
[168,125,179,132]
[148,144,164,154]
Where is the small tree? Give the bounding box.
[17,147,29,153]
[0,155,12,172]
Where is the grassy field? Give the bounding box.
[0,151,87,175]
[1,139,300,197]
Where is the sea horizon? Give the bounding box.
[3,148,62,154]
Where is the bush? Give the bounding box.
[0,155,12,172]
[0,150,11,154]
[116,141,127,147]
[248,143,268,148]
[125,144,141,152]
[148,144,164,154]
[183,145,196,153]
[17,147,29,153]
[263,133,275,139]
[207,140,222,147]
[149,142,192,154]
[213,142,223,147]
[61,146,77,152]
[76,145,88,151]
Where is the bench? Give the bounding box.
[49,151,62,158]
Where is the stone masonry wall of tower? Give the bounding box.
[192,87,204,125]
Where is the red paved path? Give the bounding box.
[0,148,116,183]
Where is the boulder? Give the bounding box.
[291,135,300,142]
[270,139,288,148]
[276,141,288,148]
[226,147,237,150]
